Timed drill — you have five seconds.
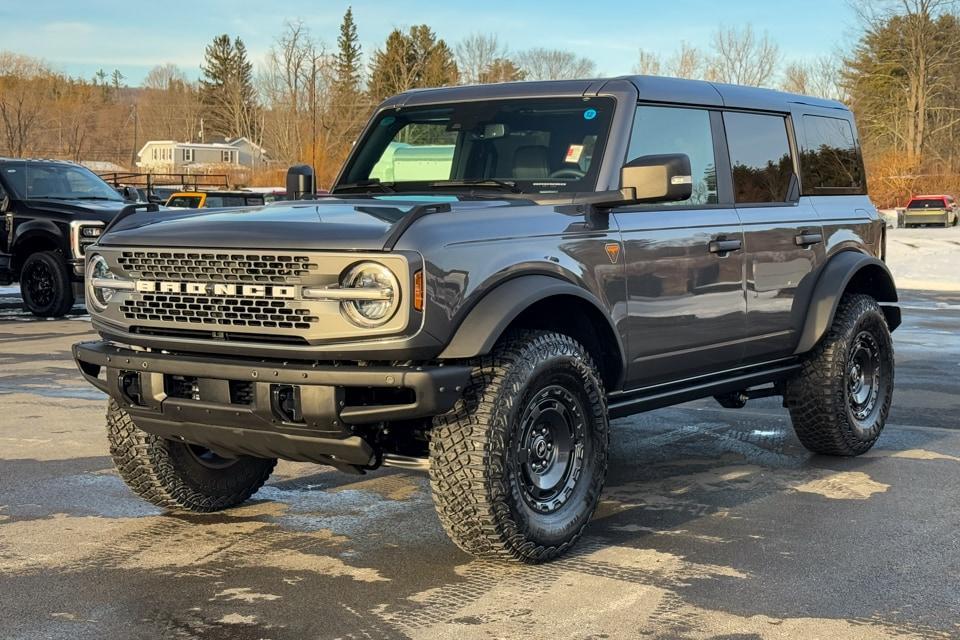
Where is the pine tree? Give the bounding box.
[334,7,362,96]
[368,25,459,102]
[200,34,258,140]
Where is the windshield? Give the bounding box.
[908,198,948,209]
[338,97,615,194]
[1,162,123,202]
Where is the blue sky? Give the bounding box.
[1,1,861,84]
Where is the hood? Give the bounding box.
[99,197,509,251]
[25,197,130,223]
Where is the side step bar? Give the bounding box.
[608,360,801,419]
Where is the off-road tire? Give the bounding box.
[106,400,276,512]
[21,251,74,317]
[429,330,609,563]
[785,294,894,456]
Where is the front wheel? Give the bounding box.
[107,400,276,512]
[429,331,609,563]
[21,251,74,317]
[785,294,894,456]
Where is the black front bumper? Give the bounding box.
[73,341,471,467]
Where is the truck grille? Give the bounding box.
[116,250,320,284]
[120,294,318,329]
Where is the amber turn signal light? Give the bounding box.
[413,270,424,311]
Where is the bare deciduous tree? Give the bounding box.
[456,34,509,85]
[516,48,596,80]
[633,50,663,76]
[709,25,780,86]
[634,43,707,80]
[0,53,52,157]
[670,43,708,80]
[848,0,960,160]
[138,64,202,143]
[782,56,846,101]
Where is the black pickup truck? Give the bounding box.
[0,159,133,316]
[74,76,900,563]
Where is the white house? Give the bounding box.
[136,137,268,172]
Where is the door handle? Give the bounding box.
[708,238,742,254]
[795,232,823,247]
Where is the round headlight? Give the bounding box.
[340,262,400,327]
[85,253,118,312]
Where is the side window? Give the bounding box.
[723,112,793,204]
[627,106,718,205]
[799,115,865,194]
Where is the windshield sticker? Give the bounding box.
[565,145,584,164]
[583,108,597,121]
[380,116,396,127]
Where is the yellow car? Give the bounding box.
[164,191,266,209]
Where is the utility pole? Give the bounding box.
[130,103,139,169]
[310,55,318,172]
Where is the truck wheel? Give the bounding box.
[106,400,276,512]
[21,251,74,317]
[785,294,894,456]
[429,330,609,563]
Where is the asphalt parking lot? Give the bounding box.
[1,287,959,639]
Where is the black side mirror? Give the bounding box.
[621,154,692,204]
[120,186,140,202]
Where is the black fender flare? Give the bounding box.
[438,273,626,368]
[11,220,65,269]
[794,251,900,355]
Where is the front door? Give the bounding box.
[722,111,826,362]
[616,105,747,388]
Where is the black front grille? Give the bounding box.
[116,250,319,284]
[121,294,318,329]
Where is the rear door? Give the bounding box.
[723,111,826,362]
[615,105,747,388]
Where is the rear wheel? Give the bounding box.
[21,251,74,317]
[785,294,894,456]
[106,400,276,512]
[429,330,609,563]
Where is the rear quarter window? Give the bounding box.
[799,115,865,195]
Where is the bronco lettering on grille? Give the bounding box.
[135,281,298,299]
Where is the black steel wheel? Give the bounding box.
[21,251,75,317]
[430,330,608,563]
[514,385,586,515]
[786,294,894,456]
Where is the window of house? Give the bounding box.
[723,112,794,204]
[799,115,865,194]
[183,148,194,162]
[152,148,158,161]
[221,150,233,163]
[627,106,718,205]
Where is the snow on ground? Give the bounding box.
[885,226,960,292]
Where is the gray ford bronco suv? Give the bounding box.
[74,76,900,563]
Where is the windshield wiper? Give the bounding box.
[333,180,395,194]
[426,179,522,193]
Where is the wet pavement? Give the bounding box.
[1,287,959,639]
